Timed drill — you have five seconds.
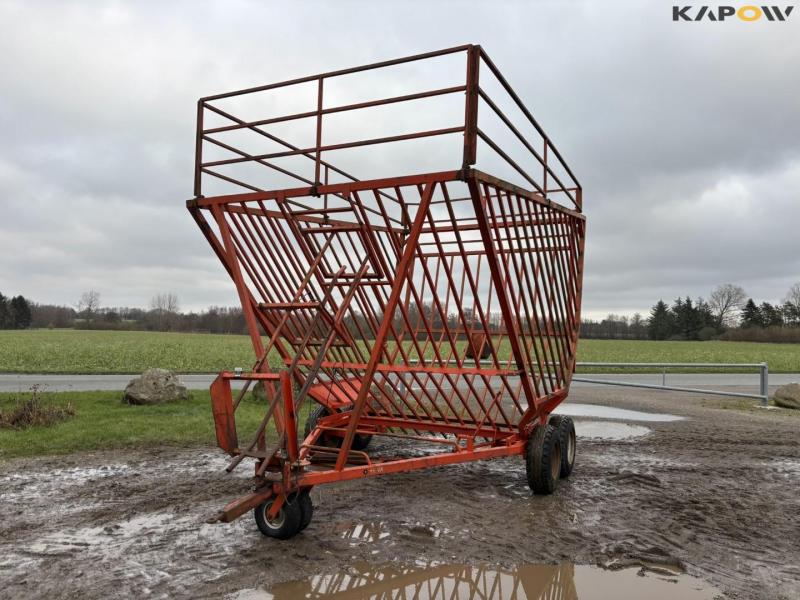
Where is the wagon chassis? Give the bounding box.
[188,44,585,538]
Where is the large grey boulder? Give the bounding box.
[774,383,800,410]
[124,368,188,405]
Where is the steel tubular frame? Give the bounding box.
[188,44,585,528]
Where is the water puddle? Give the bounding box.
[0,463,131,489]
[555,404,683,422]
[2,508,245,592]
[19,512,182,559]
[765,459,800,479]
[575,421,651,441]
[0,463,132,508]
[229,561,720,599]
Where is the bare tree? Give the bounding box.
[77,290,101,323]
[708,284,746,327]
[630,312,646,339]
[150,293,180,331]
[151,293,180,314]
[783,282,800,326]
[784,282,800,310]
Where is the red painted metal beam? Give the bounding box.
[298,440,526,488]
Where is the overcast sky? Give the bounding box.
[1,0,798,320]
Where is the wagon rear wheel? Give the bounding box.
[341,405,373,450]
[526,423,562,495]
[304,404,372,450]
[549,415,576,478]
[304,405,342,448]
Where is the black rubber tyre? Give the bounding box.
[254,495,303,539]
[297,490,313,531]
[341,405,373,451]
[304,404,342,448]
[304,404,372,450]
[351,433,372,451]
[526,423,562,495]
[549,415,576,479]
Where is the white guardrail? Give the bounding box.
[572,362,769,406]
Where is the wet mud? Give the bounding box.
[0,387,798,599]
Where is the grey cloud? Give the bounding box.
[1,0,798,317]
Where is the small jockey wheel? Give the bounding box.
[254,491,314,539]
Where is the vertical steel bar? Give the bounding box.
[315,77,324,187]
[281,371,298,461]
[194,100,204,196]
[462,45,480,169]
[542,141,548,198]
[760,362,769,407]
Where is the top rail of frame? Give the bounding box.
[200,45,474,102]
[194,44,582,211]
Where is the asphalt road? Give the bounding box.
[0,372,796,393]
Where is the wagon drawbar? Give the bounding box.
[188,44,584,539]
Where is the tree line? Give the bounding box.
[0,292,33,329]
[5,282,800,343]
[646,283,800,342]
[1,289,247,335]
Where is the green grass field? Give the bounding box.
[0,329,798,374]
[0,389,300,459]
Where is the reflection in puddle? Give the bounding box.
[555,404,683,422]
[575,421,651,441]
[232,561,719,599]
[337,521,450,545]
[337,522,390,543]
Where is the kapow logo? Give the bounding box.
[673,5,795,20]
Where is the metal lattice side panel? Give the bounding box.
[192,171,584,440]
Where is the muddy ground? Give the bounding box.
[1,387,798,599]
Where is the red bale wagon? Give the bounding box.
[188,44,585,539]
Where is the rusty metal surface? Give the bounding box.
[188,44,585,520]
